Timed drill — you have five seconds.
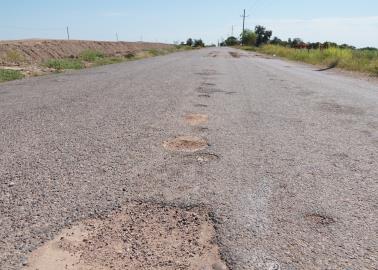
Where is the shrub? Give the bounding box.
[0,69,24,82]
[79,50,104,61]
[45,59,84,70]
[5,50,25,63]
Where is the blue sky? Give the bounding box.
[0,0,377,47]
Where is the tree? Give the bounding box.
[225,36,239,46]
[270,36,283,45]
[194,39,205,47]
[255,25,272,47]
[186,38,193,47]
[240,29,256,46]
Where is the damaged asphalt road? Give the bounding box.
[0,47,377,269]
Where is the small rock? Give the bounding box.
[8,181,15,187]
[212,262,227,270]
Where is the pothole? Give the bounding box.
[24,202,227,270]
[184,113,209,126]
[195,70,219,76]
[197,87,225,94]
[194,104,208,108]
[305,213,335,226]
[163,136,209,152]
[194,127,209,132]
[318,102,365,116]
[229,52,240,58]
[195,153,220,162]
[199,94,211,98]
[201,82,216,87]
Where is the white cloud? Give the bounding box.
[254,16,378,48]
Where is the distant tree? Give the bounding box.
[270,36,283,45]
[240,29,256,46]
[225,36,239,46]
[339,43,356,50]
[291,38,304,48]
[359,47,378,51]
[194,39,205,47]
[255,25,272,46]
[186,38,193,47]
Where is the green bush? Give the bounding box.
[79,50,104,61]
[0,69,24,82]
[45,59,84,70]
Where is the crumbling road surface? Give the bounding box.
[0,48,377,269]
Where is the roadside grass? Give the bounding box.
[0,69,24,82]
[45,58,84,71]
[243,45,378,76]
[0,45,193,83]
[79,49,105,61]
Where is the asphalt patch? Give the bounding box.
[184,113,209,126]
[163,136,209,152]
[24,202,227,270]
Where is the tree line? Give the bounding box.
[222,25,377,51]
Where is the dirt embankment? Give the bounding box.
[0,39,173,66]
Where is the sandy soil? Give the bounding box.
[163,136,209,152]
[184,113,209,126]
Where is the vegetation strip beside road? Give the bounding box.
[0,44,192,83]
[222,25,378,77]
[0,68,24,82]
[242,45,378,76]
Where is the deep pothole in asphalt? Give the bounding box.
[24,202,228,270]
[184,113,209,126]
[163,136,209,152]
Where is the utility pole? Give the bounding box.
[116,32,119,42]
[240,9,249,45]
[231,25,234,37]
[66,26,70,40]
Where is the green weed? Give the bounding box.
[79,50,104,61]
[44,59,84,71]
[243,45,378,76]
[0,69,24,82]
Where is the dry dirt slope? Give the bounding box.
[0,39,173,65]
